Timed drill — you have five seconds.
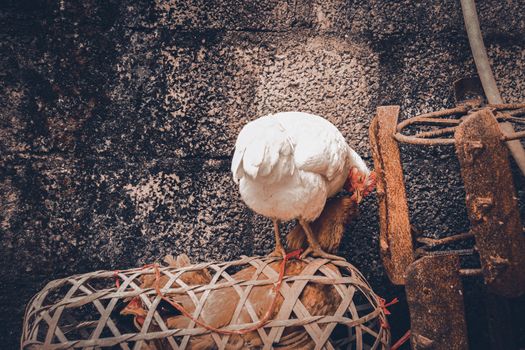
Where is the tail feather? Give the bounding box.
[231,116,295,184]
[242,138,268,178]
[231,147,244,184]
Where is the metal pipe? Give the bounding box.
[460,0,525,175]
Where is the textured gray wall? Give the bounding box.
[1,0,525,348]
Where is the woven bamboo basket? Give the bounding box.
[22,255,391,350]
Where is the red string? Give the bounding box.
[378,297,399,315]
[284,249,303,261]
[377,296,408,349]
[150,250,302,335]
[378,296,399,329]
[391,330,411,350]
[113,270,121,289]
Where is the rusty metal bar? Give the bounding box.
[416,232,475,248]
[396,105,470,131]
[459,268,483,277]
[502,130,525,141]
[415,126,457,138]
[416,248,476,258]
[393,133,456,146]
[487,103,525,109]
[369,106,414,285]
[455,108,525,298]
[406,254,469,350]
[409,117,462,125]
[394,102,525,146]
[501,107,525,116]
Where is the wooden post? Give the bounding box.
[455,108,525,298]
[406,254,469,350]
[369,106,414,284]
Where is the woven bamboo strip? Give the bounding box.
[22,256,390,350]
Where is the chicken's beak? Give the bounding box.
[352,171,365,203]
[354,188,363,203]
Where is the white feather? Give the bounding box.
[232,111,369,222]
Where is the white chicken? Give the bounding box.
[231,111,371,259]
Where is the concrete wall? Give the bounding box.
[1,0,525,347]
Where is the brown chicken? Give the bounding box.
[286,195,358,254]
[121,170,376,349]
[287,168,376,254]
[120,254,212,333]
[121,256,341,349]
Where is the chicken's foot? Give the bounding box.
[299,219,345,260]
[268,219,287,259]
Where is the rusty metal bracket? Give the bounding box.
[394,102,525,146]
[372,105,525,296]
[369,106,414,285]
[371,105,525,350]
[406,254,469,350]
[455,108,525,298]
